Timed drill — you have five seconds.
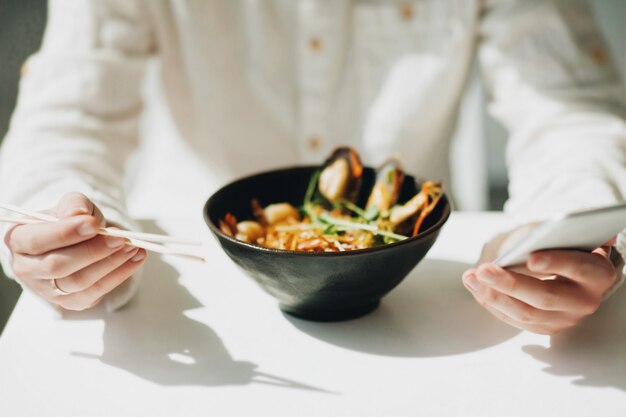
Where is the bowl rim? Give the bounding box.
[204,165,451,257]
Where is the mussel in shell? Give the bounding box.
[366,158,405,214]
[390,180,443,236]
[318,147,363,203]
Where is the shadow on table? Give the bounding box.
[523,283,626,391]
[286,258,520,357]
[67,220,329,393]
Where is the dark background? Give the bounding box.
[0,0,46,334]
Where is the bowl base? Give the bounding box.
[280,300,380,322]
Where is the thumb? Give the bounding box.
[55,192,105,226]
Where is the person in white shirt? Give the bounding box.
[1,0,625,334]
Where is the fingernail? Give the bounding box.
[77,221,98,236]
[124,243,136,253]
[477,268,497,285]
[464,274,480,291]
[131,251,145,262]
[105,236,125,248]
[530,254,549,270]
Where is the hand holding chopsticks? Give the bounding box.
[0,201,207,263]
[0,193,208,312]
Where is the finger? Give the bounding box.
[14,272,58,303]
[55,192,105,226]
[52,246,140,293]
[12,234,127,279]
[527,250,617,291]
[474,264,598,313]
[482,304,567,335]
[463,272,577,332]
[58,250,146,311]
[481,303,528,331]
[464,271,540,331]
[26,276,73,300]
[8,215,101,255]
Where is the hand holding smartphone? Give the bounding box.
[494,203,626,267]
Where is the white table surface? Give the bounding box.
[0,212,625,416]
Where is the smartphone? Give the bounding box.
[494,203,626,267]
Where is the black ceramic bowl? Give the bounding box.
[204,166,451,322]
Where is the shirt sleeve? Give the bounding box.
[0,0,156,312]
[478,0,626,294]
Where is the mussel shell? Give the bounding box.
[318,147,363,203]
[390,181,444,236]
[366,158,404,213]
[391,190,426,235]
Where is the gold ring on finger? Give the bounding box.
[51,278,70,296]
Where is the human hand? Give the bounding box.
[462,227,622,335]
[4,192,146,311]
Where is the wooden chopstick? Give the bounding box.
[0,202,206,262]
[0,202,57,222]
[124,237,206,262]
[0,216,43,225]
[97,228,202,246]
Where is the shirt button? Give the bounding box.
[308,136,322,150]
[400,4,414,21]
[308,37,322,52]
[588,45,608,65]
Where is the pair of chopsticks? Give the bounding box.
[0,201,207,262]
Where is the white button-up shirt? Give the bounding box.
[1,0,625,310]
